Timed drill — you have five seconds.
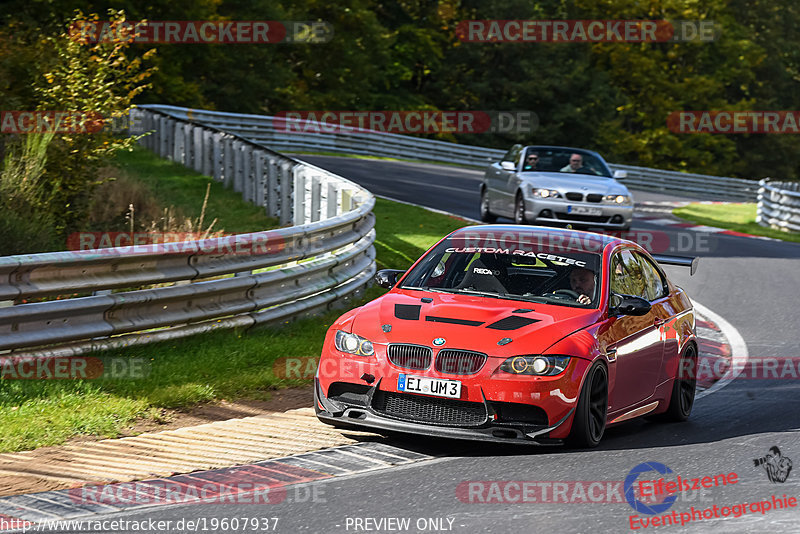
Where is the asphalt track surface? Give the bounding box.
[52,157,800,533]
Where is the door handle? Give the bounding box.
[653,318,665,327]
[605,348,617,362]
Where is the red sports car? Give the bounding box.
[314,225,698,447]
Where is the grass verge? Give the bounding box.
[672,203,800,243]
[0,150,473,452]
[113,147,278,235]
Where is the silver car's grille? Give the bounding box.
[435,350,487,375]
[387,344,432,370]
[565,192,584,201]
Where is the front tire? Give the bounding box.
[480,188,497,223]
[567,361,608,448]
[514,194,528,225]
[662,344,697,422]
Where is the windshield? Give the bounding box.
[400,237,602,307]
[521,147,612,177]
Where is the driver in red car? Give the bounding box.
[569,267,596,305]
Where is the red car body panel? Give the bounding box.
[315,225,696,445]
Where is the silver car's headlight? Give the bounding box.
[335,330,375,356]
[497,355,570,376]
[531,188,561,199]
[605,194,631,204]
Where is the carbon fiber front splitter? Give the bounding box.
[314,378,572,445]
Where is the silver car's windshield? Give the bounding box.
[521,148,612,177]
[400,237,602,307]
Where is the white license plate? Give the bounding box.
[568,205,603,216]
[397,374,461,399]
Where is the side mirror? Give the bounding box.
[613,170,627,179]
[500,161,516,171]
[374,269,405,289]
[611,294,651,316]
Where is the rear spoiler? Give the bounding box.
[651,254,699,276]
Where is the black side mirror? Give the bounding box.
[611,294,651,316]
[375,269,405,289]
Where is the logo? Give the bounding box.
[754,446,793,483]
[624,462,677,515]
[433,338,446,346]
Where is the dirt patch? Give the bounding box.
[116,386,314,437]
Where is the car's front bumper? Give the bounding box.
[523,197,634,228]
[314,377,572,445]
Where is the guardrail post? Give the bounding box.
[279,162,293,225]
[192,126,203,173]
[233,140,244,193]
[293,166,306,225]
[223,136,234,188]
[326,182,338,218]
[267,159,279,218]
[201,130,213,176]
[242,146,253,204]
[173,120,184,162]
[254,151,266,208]
[311,176,322,223]
[182,123,193,166]
[211,132,223,181]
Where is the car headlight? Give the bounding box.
[498,355,570,376]
[335,330,375,356]
[605,194,631,204]
[532,188,561,199]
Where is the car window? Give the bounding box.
[400,237,603,308]
[502,144,522,163]
[633,252,667,301]
[610,250,647,298]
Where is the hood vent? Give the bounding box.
[486,316,540,330]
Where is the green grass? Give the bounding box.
[0,149,474,452]
[672,203,800,243]
[114,147,278,234]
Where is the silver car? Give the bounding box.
[480,145,633,231]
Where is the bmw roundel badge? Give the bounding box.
[433,338,446,346]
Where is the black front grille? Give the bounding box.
[388,344,432,370]
[565,192,584,201]
[373,391,487,426]
[554,212,611,223]
[435,350,487,375]
[586,193,603,203]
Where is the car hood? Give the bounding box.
[349,289,601,357]
[519,172,629,195]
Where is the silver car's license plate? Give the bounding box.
[568,205,603,216]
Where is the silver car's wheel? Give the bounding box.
[514,194,527,225]
[480,188,497,223]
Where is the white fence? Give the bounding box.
[0,108,376,357]
[757,179,800,232]
[141,104,760,202]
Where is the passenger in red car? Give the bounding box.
[569,267,596,305]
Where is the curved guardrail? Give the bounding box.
[0,108,376,357]
[141,104,759,202]
[756,179,800,232]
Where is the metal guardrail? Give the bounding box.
[0,108,376,357]
[756,179,800,232]
[141,104,760,202]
